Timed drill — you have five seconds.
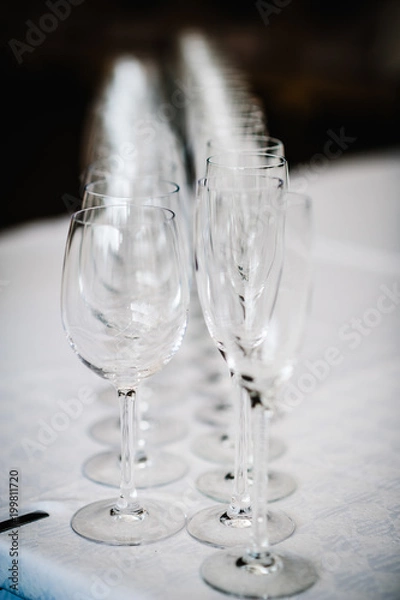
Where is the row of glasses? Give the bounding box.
[175,32,318,596]
[63,49,196,537]
[175,31,286,464]
[61,150,318,595]
[176,30,267,185]
[61,35,319,598]
[80,55,160,166]
[176,28,302,549]
[175,30,285,424]
[77,54,194,489]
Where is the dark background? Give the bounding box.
[2,0,399,231]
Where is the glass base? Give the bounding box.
[195,469,296,503]
[191,431,286,464]
[89,415,188,447]
[83,450,188,488]
[201,546,317,598]
[71,498,186,545]
[186,504,295,547]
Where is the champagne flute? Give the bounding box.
[61,204,190,544]
[187,153,295,547]
[191,151,291,502]
[194,136,286,441]
[194,192,313,507]
[196,190,317,596]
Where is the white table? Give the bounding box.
[0,149,399,599]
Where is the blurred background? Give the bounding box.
[2,0,399,231]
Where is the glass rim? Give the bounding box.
[206,151,287,170]
[71,204,176,226]
[206,136,284,154]
[83,176,180,199]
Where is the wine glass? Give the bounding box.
[187,153,296,548]
[195,189,317,596]
[61,204,190,544]
[79,177,191,487]
[193,192,313,508]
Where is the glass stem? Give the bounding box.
[115,388,141,513]
[227,379,251,517]
[248,398,272,558]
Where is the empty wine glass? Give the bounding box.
[79,177,190,487]
[196,189,317,596]
[61,204,190,544]
[187,155,296,548]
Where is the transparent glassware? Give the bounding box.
[79,177,191,487]
[61,204,190,544]
[193,193,313,507]
[194,186,317,595]
[187,153,296,548]
[194,136,287,453]
[191,151,293,503]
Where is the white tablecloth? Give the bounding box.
[0,150,399,599]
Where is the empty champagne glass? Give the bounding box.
[193,192,313,508]
[195,189,317,596]
[191,151,292,498]
[61,204,190,544]
[187,155,295,548]
[195,136,286,445]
